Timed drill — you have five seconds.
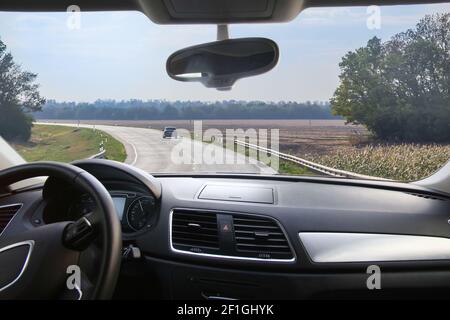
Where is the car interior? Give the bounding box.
[1,0,450,301]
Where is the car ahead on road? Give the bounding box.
[162,127,178,139]
[1,0,450,303]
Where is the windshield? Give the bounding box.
[1,3,449,181]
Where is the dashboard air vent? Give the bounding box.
[406,192,448,201]
[233,215,294,260]
[0,204,21,234]
[171,209,219,254]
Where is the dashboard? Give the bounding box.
[3,159,450,299]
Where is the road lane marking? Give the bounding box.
[130,141,138,166]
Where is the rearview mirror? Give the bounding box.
[166,38,279,90]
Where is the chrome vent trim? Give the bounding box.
[169,208,296,263]
[171,209,219,253]
[0,240,34,292]
[0,203,22,238]
[233,214,294,260]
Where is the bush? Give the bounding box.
[0,103,33,141]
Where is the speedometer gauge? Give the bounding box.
[126,196,156,231]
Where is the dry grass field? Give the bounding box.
[46,119,367,155]
[42,119,450,181]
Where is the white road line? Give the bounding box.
[130,141,138,166]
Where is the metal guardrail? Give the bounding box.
[88,149,106,159]
[89,133,106,159]
[235,140,391,181]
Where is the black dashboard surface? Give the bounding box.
[138,176,450,270]
[3,162,450,299]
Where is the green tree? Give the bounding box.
[331,13,450,142]
[0,38,45,141]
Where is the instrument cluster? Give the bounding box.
[68,191,158,234]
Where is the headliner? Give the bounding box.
[0,0,447,24]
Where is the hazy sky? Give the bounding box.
[0,3,449,102]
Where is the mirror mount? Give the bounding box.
[216,25,231,90]
[217,24,229,41]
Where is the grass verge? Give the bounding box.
[224,141,315,176]
[13,124,127,163]
[278,160,312,175]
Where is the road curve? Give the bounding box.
[36,122,276,174]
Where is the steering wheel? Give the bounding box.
[0,162,122,300]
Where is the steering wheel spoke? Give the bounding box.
[0,222,80,299]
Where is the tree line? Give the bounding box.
[35,100,337,120]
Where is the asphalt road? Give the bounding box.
[37,122,276,174]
